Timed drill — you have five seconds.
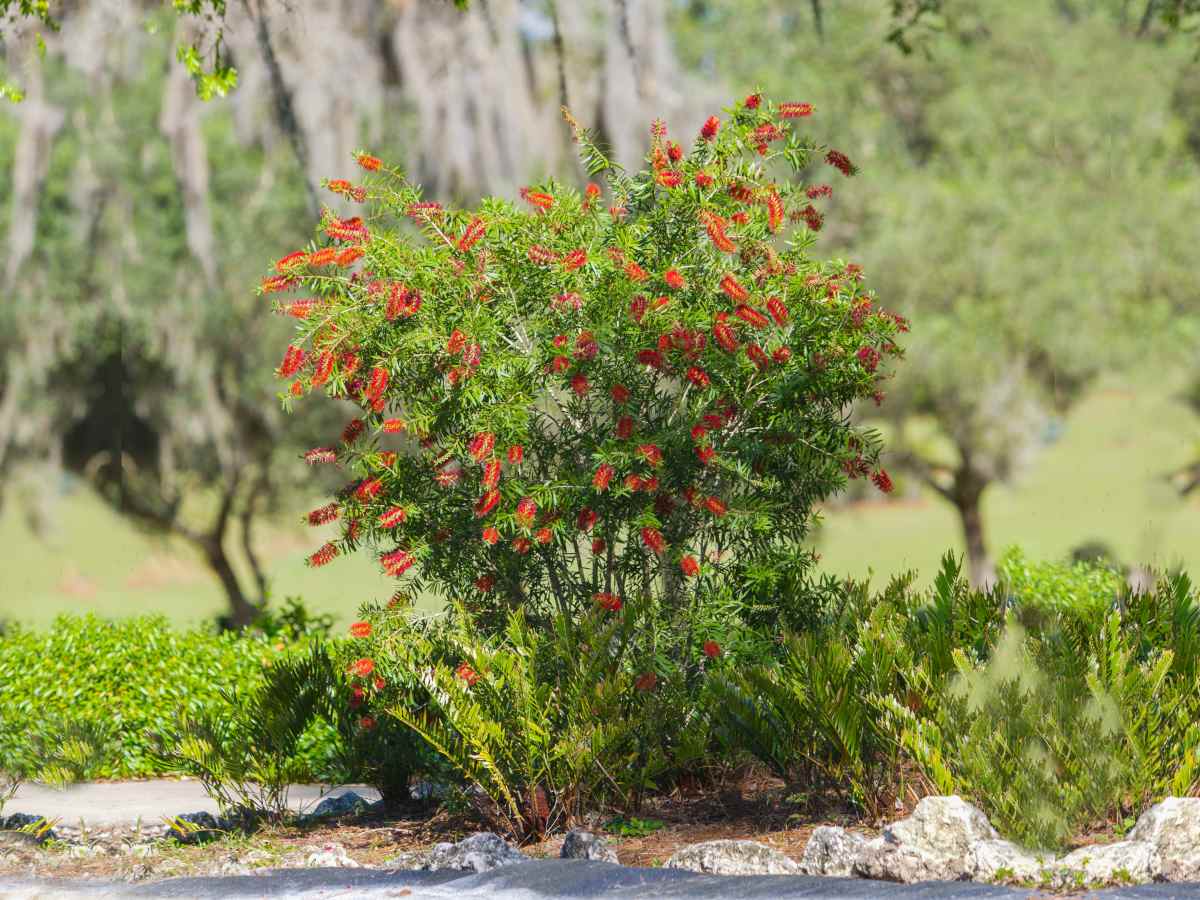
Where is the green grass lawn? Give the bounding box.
[3,377,1199,628]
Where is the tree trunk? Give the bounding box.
[952,474,996,590]
[202,535,260,629]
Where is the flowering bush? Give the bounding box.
[265,95,903,650]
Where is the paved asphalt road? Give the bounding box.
[5,862,1200,899]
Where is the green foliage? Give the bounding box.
[998,546,1124,616]
[270,94,902,651]
[0,615,282,779]
[603,816,665,837]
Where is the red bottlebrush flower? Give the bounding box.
[720,274,749,302]
[447,329,467,356]
[695,172,714,188]
[379,506,408,528]
[575,331,599,360]
[261,274,296,294]
[629,295,648,324]
[591,537,607,554]
[744,92,761,109]
[508,445,524,465]
[381,548,415,576]
[701,211,736,253]
[305,447,337,465]
[379,451,398,467]
[515,497,537,527]
[773,347,793,364]
[779,101,814,118]
[595,592,623,612]
[700,115,720,140]
[667,141,683,162]
[456,662,480,686]
[681,555,701,578]
[406,201,444,222]
[550,355,571,374]
[806,184,833,199]
[336,247,364,267]
[356,478,383,501]
[801,204,824,232]
[275,250,307,273]
[535,527,552,545]
[624,260,649,282]
[552,334,568,349]
[554,291,583,313]
[308,503,339,526]
[696,445,716,466]
[746,343,771,371]
[349,657,375,678]
[571,373,590,396]
[527,244,559,265]
[482,526,500,545]
[474,489,501,518]
[691,424,707,443]
[372,675,386,691]
[731,212,749,226]
[382,418,406,434]
[636,349,664,369]
[278,344,306,378]
[584,182,602,208]
[521,189,555,211]
[327,179,352,195]
[872,469,895,494]
[475,574,495,592]
[765,189,784,232]
[656,169,682,189]
[728,183,756,203]
[386,283,413,320]
[825,149,858,176]
[734,305,769,329]
[577,508,598,531]
[713,321,739,353]
[664,269,686,290]
[593,463,615,492]
[349,621,371,638]
[308,248,336,267]
[857,346,881,372]
[325,215,369,243]
[308,542,339,568]
[342,418,365,444]
[482,459,502,490]
[562,248,588,272]
[624,474,644,492]
[686,366,711,389]
[357,153,382,171]
[704,495,727,517]
[641,527,666,555]
[365,366,389,402]
[458,217,486,252]
[616,416,634,439]
[611,384,631,404]
[468,431,496,462]
[702,640,722,658]
[609,204,627,219]
[703,413,725,430]
[512,536,532,554]
[754,123,786,144]
[635,671,658,691]
[643,476,660,493]
[766,296,790,326]
[359,716,377,730]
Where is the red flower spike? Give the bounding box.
[624,260,649,282]
[704,496,727,517]
[591,538,607,554]
[667,141,683,162]
[379,506,408,528]
[625,474,644,492]
[521,189,555,211]
[857,346,881,372]
[482,459,502,490]
[702,640,722,659]
[382,418,406,433]
[681,555,701,578]
[508,445,524,465]
[701,211,736,253]
[744,93,761,109]
[366,367,389,403]
[735,305,769,329]
[357,153,382,171]
[773,347,792,364]
[700,115,720,140]
[593,463,615,492]
[638,444,663,467]
[535,527,552,545]
[616,416,634,440]
[474,489,501,518]
[713,321,739,353]
[308,542,339,568]
[278,345,305,378]
[381,548,415,576]
[275,250,307,273]
[765,190,784,233]
[695,172,714,188]
[656,169,682,189]
[336,247,364,267]
[731,212,749,226]
[310,351,334,386]
[308,503,339,526]
[629,295,648,324]
[584,182,601,208]
[261,275,296,294]
[562,248,588,272]
[611,384,631,404]
[577,508,598,531]
[641,527,666,555]
[468,431,496,462]
[825,149,858,176]
[512,537,532,554]
[516,497,537,527]
[686,367,711,389]
[527,244,559,265]
[664,269,686,290]
[350,658,375,677]
[482,526,500,545]
[872,469,895,494]
[691,424,707,442]
[356,478,383,501]
[475,575,495,592]
[595,592,623,612]
[308,248,336,267]
[550,355,570,374]
[802,204,824,231]
[571,373,590,396]
[779,102,814,118]
[458,217,486,252]
[555,291,583,313]
[456,662,480,686]
[696,445,716,465]
[766,296,790,326]
[349,621,371,638]
[746,343,771,371]
[720,274,749,302]
[342,419,365,444]
[636,349,664,369]
[806,184,833,199]
[327,179,352,195]
[305,447,337,465]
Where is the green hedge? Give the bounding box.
[0,615,339,780]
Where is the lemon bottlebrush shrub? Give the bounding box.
[264,95,904,641]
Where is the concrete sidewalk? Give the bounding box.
[3,781,380,827]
